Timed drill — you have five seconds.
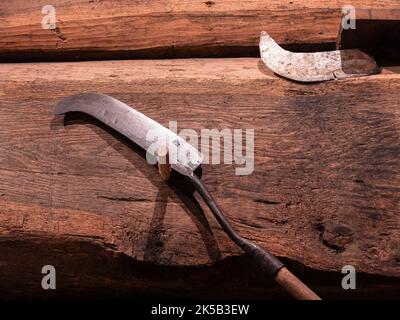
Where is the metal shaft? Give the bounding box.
[188,174,321,300]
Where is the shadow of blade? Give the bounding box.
[143,189,168,263]
[170,182,222,263]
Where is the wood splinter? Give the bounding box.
[156,145,171,181]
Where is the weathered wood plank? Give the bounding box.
[0,59,399,294]
[1,1,399,59]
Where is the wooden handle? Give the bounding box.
[156,145,171,181]
[274,267,321,300]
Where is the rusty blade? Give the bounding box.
[259,31,380,82]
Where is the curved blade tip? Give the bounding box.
[53,92,104,115]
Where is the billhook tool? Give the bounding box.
[54,93,321,300]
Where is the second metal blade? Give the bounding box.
[259,31,380,82]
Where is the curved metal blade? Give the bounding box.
[54,93,203,176]
[259,31,379,82]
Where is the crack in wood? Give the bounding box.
[52,27,67,42]
[97,195,151,202]
[254,199,280,205]
[256,216,288,225]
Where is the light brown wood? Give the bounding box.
[0,59,399,297]
[275,267,321,300]
[0,1,399,59]
[156,145,171,181]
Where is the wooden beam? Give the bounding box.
[0,59,399,296]
[1,1,399,59]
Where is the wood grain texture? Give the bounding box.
[275,267,321,300]
[1,0,400,59]
[0,59,399,297]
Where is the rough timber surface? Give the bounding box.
[0,59,399,298]
[1,1,400,60]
